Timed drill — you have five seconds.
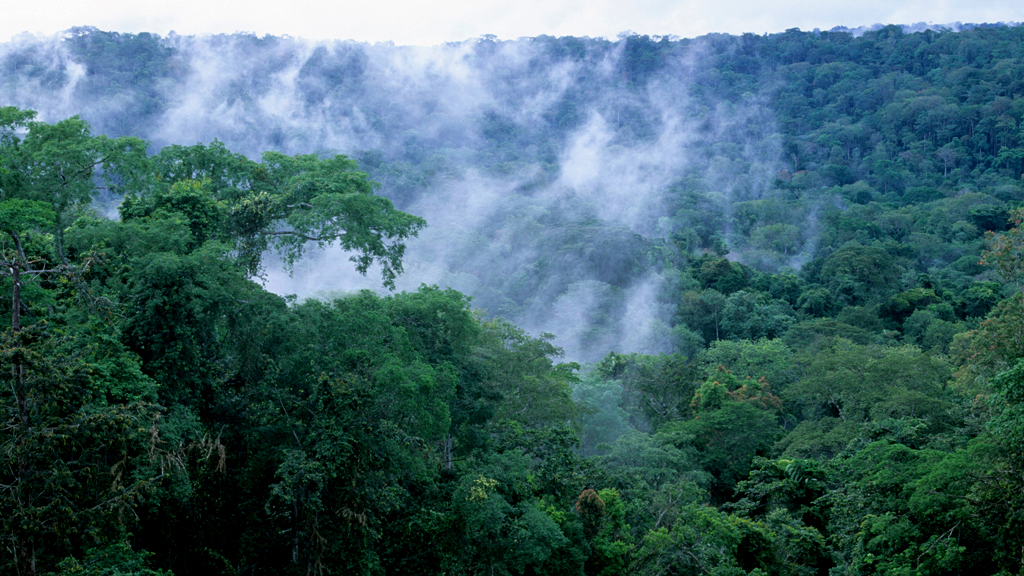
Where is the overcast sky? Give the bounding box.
[3,0,1022,45]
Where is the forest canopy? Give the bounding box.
[3,22,1024,576]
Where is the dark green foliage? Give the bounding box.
[603,352,701,432]
[819,244,901,306]
[879,287,943,325]
[693,256,751,295]
[1,325,160,576]
[672,401,783,502]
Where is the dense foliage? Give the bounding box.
[3,22,1024,575]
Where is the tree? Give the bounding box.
[0,199,55,331]
[0,325,159,576]
[719,290,796,341]
[819,244,901,306]
[141,144,427,288]
[751,224,802,255]
[227,289,465,574]
[981,207,1024,293]
[1,109,55,332]
[475,317,580,430]
[701,338,798,394]
[634,503,757,576]
[7,114,149,266]
[581,488,634,576]
[677,289,727,343]
[827,440,991,575]
[955,209,1024,393]
[0,110,151,336]
[781,340,954,458]
[979,358,1024,570]
[670,398,783,502]
[936,143,959,176]
[729,458,829,574]
[451,450,582,576]
[603,353,701,432]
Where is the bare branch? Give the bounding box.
[263,230,329,242]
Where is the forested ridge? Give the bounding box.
[3,22,1024,576]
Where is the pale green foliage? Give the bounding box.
[635,504,751,576]
[700,338,798,392]
[477,317,580,429]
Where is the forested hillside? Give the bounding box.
[3,23,1024,575]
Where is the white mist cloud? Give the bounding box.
[553,108,698,234]
[0,36,83,122]
[132,32,785,362]
[617,274,673,353]
[239,34,783,361]
[2,30,793,361]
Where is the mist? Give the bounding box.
[0,29,788,361]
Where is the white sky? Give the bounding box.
[2,0,1022,45]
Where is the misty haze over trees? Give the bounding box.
[4,22,1024,575]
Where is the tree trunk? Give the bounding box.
[11,260,20,332]
[292,501,300,564]
[8,231,28,332]
[12,329,33,576]
[443,435,453,470]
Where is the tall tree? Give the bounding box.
[138,144,427,287]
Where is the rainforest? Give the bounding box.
[3,23,1024,575]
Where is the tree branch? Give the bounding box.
[263,230,334,242]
